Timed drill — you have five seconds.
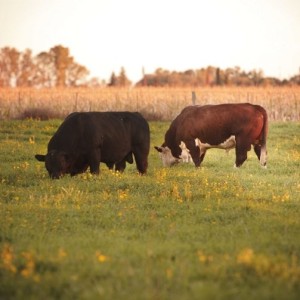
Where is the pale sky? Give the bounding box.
[1,0,300,83]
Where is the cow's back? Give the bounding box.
[177,103,265,143]
[48,111,149,155]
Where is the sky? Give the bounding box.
[1,0,300,83]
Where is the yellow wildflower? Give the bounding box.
[237,248,254,265]
[96,251,110,263]
[197,250,213,264]
[166,268,173,279]
[1,244,17,274]
[20,251,35,278]
[29,136,35,144]
[118,189,128,200]
[58,248,67,259]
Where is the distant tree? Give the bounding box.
[108,72,117,86]
[289,74,300,85]
[196,68,207,86]
[216,68,221,86]
[205,66,215,86]
[50,45,70,87]
[249,69,264,86]
[136,74,157,87]
[0,47,20,87]
[66,58,89,86]
[262,77,283,86]
[154,68,170,86]
[1,45,298,87]
[108,68,131,87]
[33,45,89,87]
[223,68,235,85]
[0,47,36,87]
[86,77,103,87]
[118,67,131,86]
[17,49,36,87]
[136,66,269,87]
[34,51,55,87]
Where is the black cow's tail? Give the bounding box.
[259,106,268,167]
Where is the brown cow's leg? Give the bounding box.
[185,140,201,167]
[200,151,206,164]
[235,138,251,167]
[253,144,261,161]
[254,144,267,167]
[235,151,248,167]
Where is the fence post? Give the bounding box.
[192,91,196,105]
[74,92,78,111]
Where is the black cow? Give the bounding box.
[155,103,268,168]
[35,112,150,178]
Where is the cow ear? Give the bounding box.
[35,154,46,162]
[154,146,163,153]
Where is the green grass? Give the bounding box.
[0,119,299,300]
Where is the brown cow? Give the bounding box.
[155,103,268,168]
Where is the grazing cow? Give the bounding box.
[35,112,150,178]
[155,103,268,168]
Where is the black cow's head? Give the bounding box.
[35,150,71,179]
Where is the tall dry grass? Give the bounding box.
[0,86,299,121]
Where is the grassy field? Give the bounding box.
[0,118,299,300]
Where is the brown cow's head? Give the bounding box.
[35,150,71,179]
[154,145,180,167]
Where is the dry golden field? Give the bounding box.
[0,86,299,121]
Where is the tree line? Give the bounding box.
[137,67,300,87]
[0,45,299,87]
[0,45,91,87]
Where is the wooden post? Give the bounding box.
[192,91,196,105]
[74,92,78,111]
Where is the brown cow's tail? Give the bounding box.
[259,106,268,167]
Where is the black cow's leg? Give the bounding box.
[133,151,148,174]
[115,160,126,172]
[89,149,101,174]
[105,162,114,170]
